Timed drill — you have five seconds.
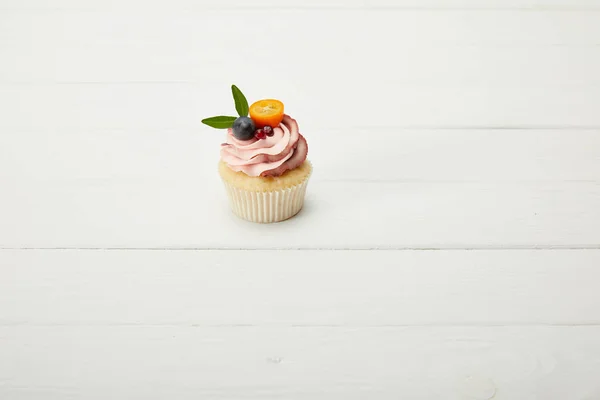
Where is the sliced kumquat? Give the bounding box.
[249,99,285,128]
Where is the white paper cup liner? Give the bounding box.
[222,177,310,223]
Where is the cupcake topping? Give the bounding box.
[202,85,282,142]
[231,116,256,141]
[249,99,284,128]
[202,84,308,177]
[263,126,274,137]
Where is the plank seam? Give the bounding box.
[2,322,600,327]
[2,7,600,11]
[2,246,600,251]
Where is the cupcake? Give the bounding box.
[202,85,311,223]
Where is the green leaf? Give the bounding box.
[201,116,237,129]
[231,85,249,117]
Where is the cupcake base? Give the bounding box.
[219,161,312,223]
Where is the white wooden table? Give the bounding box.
[1,1,600,398]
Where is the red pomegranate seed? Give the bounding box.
[255,129,266,140]
[263,126,274,137]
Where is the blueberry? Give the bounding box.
[232,116,256,141]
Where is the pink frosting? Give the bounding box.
[220,114,308,177]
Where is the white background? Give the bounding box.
[1,0,600,399]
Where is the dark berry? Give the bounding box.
[232,116,256,141]
[255,129,266,140]
[263,125,274,137]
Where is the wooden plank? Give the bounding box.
[1,0,600,10]
[2,127,598,248]
[3,10,598,54]
[2,129,599,183]
[5,46,599,86]
[1,325,599,399]
[1,11,600,128]
[1,249,599,325]
[1,179,599,248]
[1,82,599,130]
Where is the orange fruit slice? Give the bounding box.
[249,99,284,128]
